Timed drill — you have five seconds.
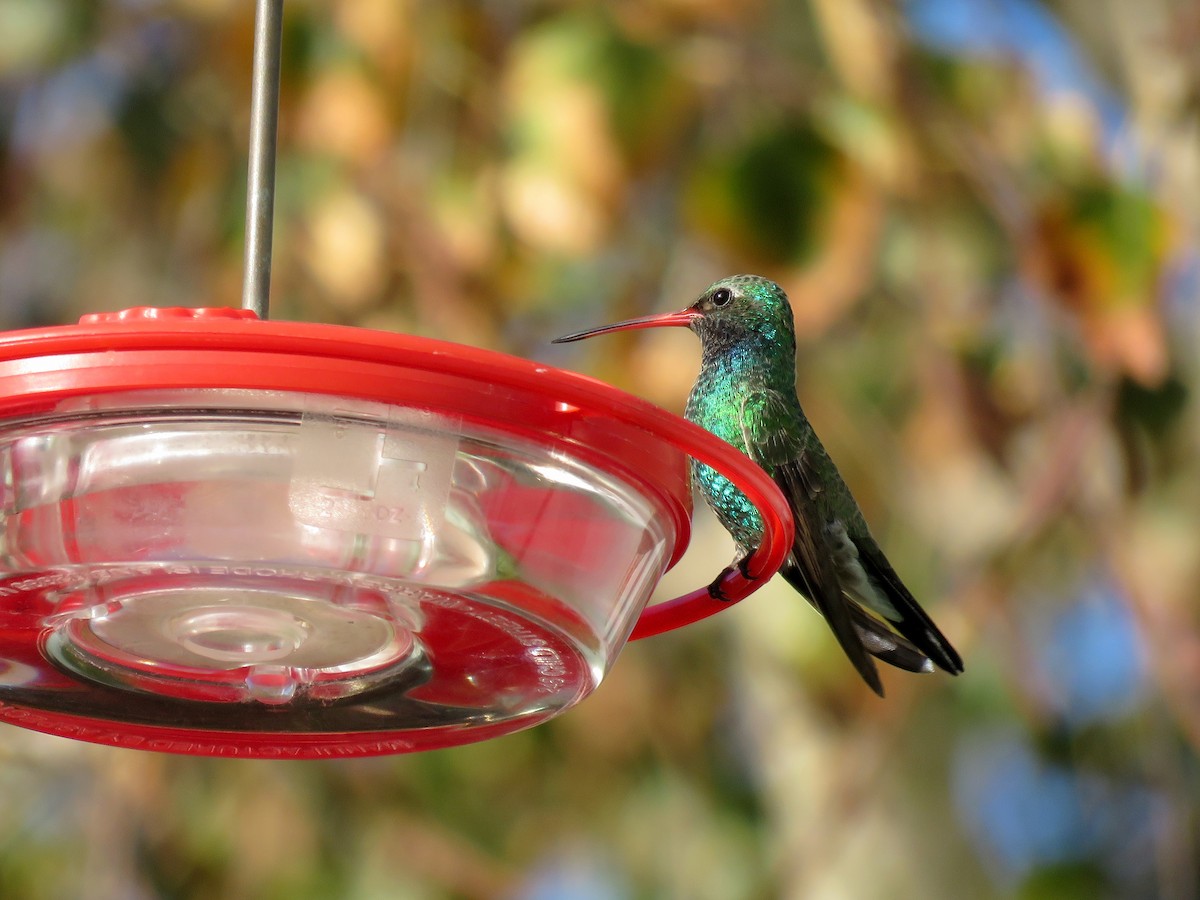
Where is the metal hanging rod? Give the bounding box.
[241,0,285,319]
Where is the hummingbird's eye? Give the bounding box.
[710,288,733,307]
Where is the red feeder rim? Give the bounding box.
[0,308,795,756]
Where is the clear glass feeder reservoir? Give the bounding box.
[0,309,790,757]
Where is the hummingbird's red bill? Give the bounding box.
[552,308,701,343]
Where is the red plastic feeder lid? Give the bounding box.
[0,308,792,757]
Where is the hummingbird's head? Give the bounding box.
[552,274,796,359]
[685,275,795,354]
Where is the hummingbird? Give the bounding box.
[554,275,963,695]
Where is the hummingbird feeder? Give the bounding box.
[0,1,793,757]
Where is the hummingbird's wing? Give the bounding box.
[740,389,884,696]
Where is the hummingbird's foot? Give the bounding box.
[707,572,735,602]
[706,555,755,602]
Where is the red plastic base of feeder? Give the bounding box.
[0,308,791,757]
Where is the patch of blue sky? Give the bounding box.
[9,13,189,160]
[908,0,1200,317]
[905,0,1126,157]
[953,728,1167,886]
[10,55,124,158]
[515,847,631,900]
[1033,579,1148,727]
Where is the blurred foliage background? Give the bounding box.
[1,0,1198,897]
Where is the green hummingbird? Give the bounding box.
[554,275,963,695]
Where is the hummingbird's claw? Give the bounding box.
[707,573,734,602]
[707,554,755,602]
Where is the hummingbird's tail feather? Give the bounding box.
[853,538,964,675]
[779,560,884,696]
[849,605,935,673]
